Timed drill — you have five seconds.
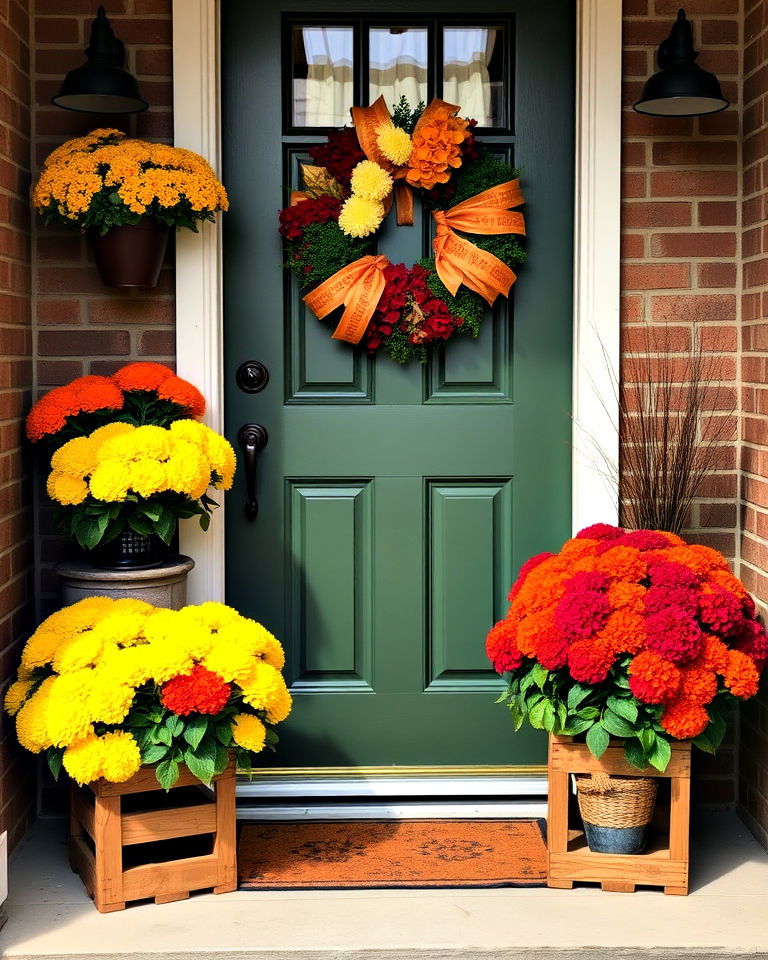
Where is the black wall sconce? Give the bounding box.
[634,9,729,117]
[52,6,148,115]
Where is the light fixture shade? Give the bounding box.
[52,6,148,115]
[634,9,728,118]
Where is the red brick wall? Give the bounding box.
[622,1,743,807]
[32,0,174,604]
[0,0,35,853]
[739,0,768,848]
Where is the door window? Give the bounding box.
[284,16,513,133]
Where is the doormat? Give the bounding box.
[237,819,547,889]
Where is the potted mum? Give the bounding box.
[487,524,766,853]
[32,128,228,287]
[4,597,290,910]
[28,362,235,568]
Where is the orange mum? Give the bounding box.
[628,650,681,704]
[157,375,206,417]
[660,698,709,739]
[26,376,124,442]
[406,107,469,190]
[723,649,760,699]
[679,664,718,706]
[111,362,175,392]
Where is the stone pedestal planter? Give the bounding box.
[57,555,195,610]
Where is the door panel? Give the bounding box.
[222,0,574,768]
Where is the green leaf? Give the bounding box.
[542,700,556,733]
[528,698,548,730]
[155,508,177,544]
[640,727,656,753]
[566,684,592,711]
[576,706,600,720]
[601,709,638,739]
[165,714,184,738]
[519,671,536,694]
[47,747,63,781]
[183,715,209,751]
[586,723,610,759]
[213,744,230,775]
[214,720,233,747]
[141,743,169,764]
[155,758,180,791]
[623,737,649,771]
[155,723,173,746]
[198,512,211,532]
[560,717,593,736]
[531,662,549,690]
[648,735,672,772]
[184,737,217,784]
[142,502,162,522]
[606,696,639,724]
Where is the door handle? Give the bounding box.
[237,424,268,521]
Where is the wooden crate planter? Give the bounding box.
[547,735,691,895]
[69,760,236,912]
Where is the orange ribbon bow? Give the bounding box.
[432,180,526,306]
[303,255,392,344]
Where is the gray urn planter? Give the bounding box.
[57,555,195,610]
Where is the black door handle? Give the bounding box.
[237,424,268,520]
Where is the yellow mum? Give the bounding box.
[51,436,97,479]
[99,731,141,783]
[240,661,292,722]
[89,460,129,502]
[377,125,413,166]
[232,713,267,753]
[15,677,56,753]
[4,679,34,716]
[46,472,88,506]
[349,160,393,202]
[63,734,105,785]
[338,195,385,238]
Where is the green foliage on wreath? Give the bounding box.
[498,655,734,773]
[283,221,373,288]
[391,96,425,133]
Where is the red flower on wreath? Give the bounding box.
[279,195,343,240]
[161,664,231,716]
[308,128,365,186]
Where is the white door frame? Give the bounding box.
[172,0,621,605]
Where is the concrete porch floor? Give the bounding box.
[2,813,768,960]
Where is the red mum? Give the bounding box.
[161,665,231,716]
[646,560,699,590]
[567,639,615,684]
[735,618,768,666]
[554,571,611,640]
[698,586,743,635]
[576,523,623,542]
[644,606,703,664]
[644,584,698,618]
[615,530,672,551]
[485,619,523,674]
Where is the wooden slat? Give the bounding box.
[550,739,691,778]
[71,787,95,840]
[121,803,216,845]
[121,854,219,901]
[669,776,691,863]
[95,765,219,797]
[70,835,95,898]
[93,794,123,910]
[549,852,687,886]
[213,764,237,892]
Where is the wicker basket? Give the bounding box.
[576,773,658,828]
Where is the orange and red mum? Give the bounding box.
[487,524,766,743]
[26,362,206,442]
[161,665,231,716]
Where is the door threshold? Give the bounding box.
[237,799,547,820]
[237,772,548,799]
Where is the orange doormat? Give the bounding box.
[238,819,547,889]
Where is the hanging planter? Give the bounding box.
[89,219,170,288]
[575,772,658,855]
[31,128,228,287]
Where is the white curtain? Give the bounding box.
[296,26,493,128]
[368,29,428,110]
[443,29,493,126]
[297,27,353,127]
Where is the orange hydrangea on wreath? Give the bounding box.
[487,524,766,771]
[279,96,527,363]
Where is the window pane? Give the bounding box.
[369,27,428,110]
[443,27,506,127]
[292,26,354,127]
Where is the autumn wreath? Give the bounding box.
[279,97,526,363]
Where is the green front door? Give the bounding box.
[222,0,574,768]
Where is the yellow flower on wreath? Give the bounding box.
[377,124,413,166]
[349,160,393,202]
[338,195,385,239]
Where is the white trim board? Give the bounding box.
[237,801,548,821]
[171,1,622,799]
[237,775,548,799]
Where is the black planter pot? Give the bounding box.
[88,530,168,570]
[89,219,170,288]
